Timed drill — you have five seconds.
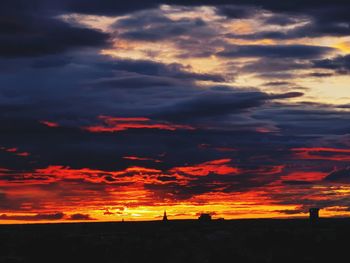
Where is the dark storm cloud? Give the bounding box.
[325,168,350,183]
[0,0,345,60]
[222,4,350,39]
[217,45,333,59]
[274,209,306,215]
[112,10,212,42]
[68,213,95,220]
[90,73,223,90]
[0,192,25,211]
[302,8,350,38]
[263,81,293,87]
[272,192,350,211]
[263,14,301,26]
[118,19,207,42]
[312,55,350,74]
[31,56,73,68]
[4,0,350,24]
[93,59,225,82]
[0,50,347,184]
[2,110,350,204]
[0,55,214,123]
[253,103,350,136]
[155,91,303,121]
[0,212,65,221]
[60,0,160,16]
[91,75,181,89]
[239,58,309,75]
[214,5,259,19]
[307,72,335,78]
[0,15,109,58]
[57,0,350,18]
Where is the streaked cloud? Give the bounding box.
[1,0,350,222]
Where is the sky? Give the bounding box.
[1,0,350,223]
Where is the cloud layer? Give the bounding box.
[1,0,350,222]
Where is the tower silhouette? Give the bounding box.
[162,210,168,221]
[309,208,320,222]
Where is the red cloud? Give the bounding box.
[256,127,275,133]
[281,171,328,182]
[83,115,194,132]
[123,156,162,163]
[16,152,30,157]
[40,120,59,127]
[6,148,17,152]
[1,146,30,157]
[170,159,239,176]
[44,166,157,183]
[292,147,350,161]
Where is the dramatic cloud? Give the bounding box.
[1,0,350,221]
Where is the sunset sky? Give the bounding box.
[1,0,350,223]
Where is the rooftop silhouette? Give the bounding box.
[198,213,212,221]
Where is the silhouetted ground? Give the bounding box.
[0,218,348,263]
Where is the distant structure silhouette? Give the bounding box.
[162,210,168,222]
[198,213,212,221]
[309,208,320,222]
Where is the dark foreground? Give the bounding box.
[0,218,348,263]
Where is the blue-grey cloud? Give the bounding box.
[217,45,333,59]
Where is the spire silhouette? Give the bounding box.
[162,210,168,222]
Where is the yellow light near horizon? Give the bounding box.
[334,41,350,54]
[297,74,350,104]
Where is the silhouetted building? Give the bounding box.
[162,210,168,222]
[309,208,320,222]
[198,213,212,221]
